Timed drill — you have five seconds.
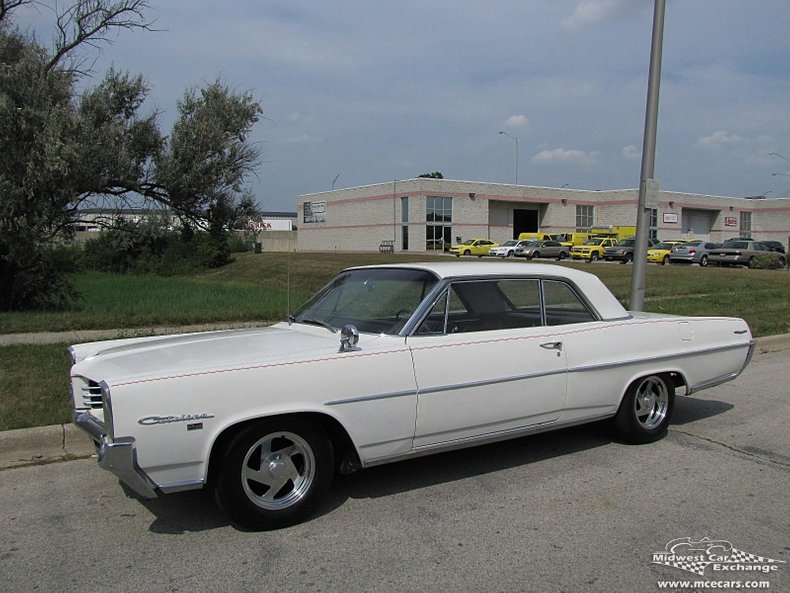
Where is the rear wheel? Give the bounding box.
[748,256,756,269]
[699,255,709,267]
[214,419,333,530]
[614,374,674,444]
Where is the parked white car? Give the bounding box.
[70,262,754,530]
[489,240,529,258]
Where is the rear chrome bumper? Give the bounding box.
[73,410,159,499]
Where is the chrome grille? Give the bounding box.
[81,380,103,409]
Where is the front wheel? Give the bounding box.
[614,374,674,444]
[214,419,333,530]
[557,251,567,260]
[589,253,599,262]
[662,255,670,265]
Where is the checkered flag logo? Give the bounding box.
[727,547,784,566]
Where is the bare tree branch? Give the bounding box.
[0,1,32,25]
[45,0,156,73]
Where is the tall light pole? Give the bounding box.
[629,0,666,312]
[499,131,519,185]
[332,173,342,190]
[769,152,788,162]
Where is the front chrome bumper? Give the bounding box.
[73,410,159,499]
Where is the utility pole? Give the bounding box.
[630,0,666,311]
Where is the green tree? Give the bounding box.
[418,171,444,179]
[0,1,262,309]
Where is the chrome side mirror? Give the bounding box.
[338,325,360,353]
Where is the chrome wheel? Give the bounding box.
[242,431,316,510]
[614,373,674,444]
[215,419,333,530]
[632,376,670,430]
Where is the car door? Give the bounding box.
[406,277,569,449]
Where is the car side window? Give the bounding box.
[542,280,596,326]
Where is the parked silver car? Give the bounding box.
[669,241,720,267]
[489,240,530,258]
[515,240,568,260]
[708,241,787,268]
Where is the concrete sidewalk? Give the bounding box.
[0,321,266,346]
[2,331,789,471]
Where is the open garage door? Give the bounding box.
[513,209,539,239]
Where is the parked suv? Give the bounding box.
[669,241,720,267]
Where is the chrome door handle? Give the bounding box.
[540,341,563,351]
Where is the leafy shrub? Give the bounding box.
[754,254,785,270]
[80,218,236,275]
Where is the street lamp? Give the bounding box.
[769,152,788,162]
[498,131,519,185]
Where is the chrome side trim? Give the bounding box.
[689,340,755,394]
[158,480,204,494]
[363,412,614,468]
[568,341,752,375]
[326,388,417,406]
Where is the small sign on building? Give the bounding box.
[662,212,678,224]
[304,201,326,224]
[724,216,737,227]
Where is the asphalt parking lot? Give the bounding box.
[1,341,788,593]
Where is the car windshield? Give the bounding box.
[501,240,519,247]
[460,239,475,245]
[292,268,439,335]
[652,243,672,250]
[617,240,635,247]
[583,240,603,246]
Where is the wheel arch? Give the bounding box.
[205,411,359,488]
[617,368,689,406]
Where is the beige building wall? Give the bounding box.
[297,178,790,252]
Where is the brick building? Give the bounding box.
[297,178,790,252]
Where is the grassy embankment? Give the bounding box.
[1,252,788,430]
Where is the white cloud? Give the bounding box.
[532,148,598,166]
[503,114,529,128]
[562,0,643,31]
[695,130,743,150]
[622,145,640,159]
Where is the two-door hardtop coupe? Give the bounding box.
[70,262,754,529]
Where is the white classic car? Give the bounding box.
[70,262,754,530]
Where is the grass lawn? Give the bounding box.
[0,252,788,431]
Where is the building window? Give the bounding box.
[575,205,594,231]
[649,208,658,241]
[426,196,452,251]
[739,211,751,238]
[401,197,409,250]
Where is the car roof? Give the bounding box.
[348,261,630,320]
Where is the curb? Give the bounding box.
[2,333,789,471]
[0,423,95,470]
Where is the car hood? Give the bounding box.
[70,323,362,386]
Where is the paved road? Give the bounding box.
[1,347,788,593]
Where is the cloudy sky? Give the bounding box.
[13,0,790,211]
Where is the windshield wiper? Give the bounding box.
[297,318,337,333]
